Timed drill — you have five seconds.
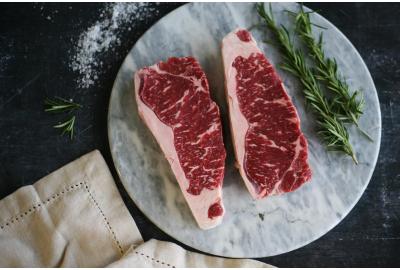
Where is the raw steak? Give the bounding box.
[222,29,312,199]
[134,57,226,229]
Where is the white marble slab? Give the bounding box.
[108,3,381,258]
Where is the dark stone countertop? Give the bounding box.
[0,3,398,267]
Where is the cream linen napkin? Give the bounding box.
[0,150,272,267]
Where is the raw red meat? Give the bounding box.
[134,57,226,229]
[222,29,312,199]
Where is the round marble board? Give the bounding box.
[108,3,381,258]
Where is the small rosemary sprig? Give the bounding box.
[44,97,81,139]
[256,3,358,163]
[54,116,76,139]
[293,7,372,141]
[44,97,81,113]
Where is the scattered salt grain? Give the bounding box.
[70,3,158,89]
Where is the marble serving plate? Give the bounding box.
[108,3,381,258]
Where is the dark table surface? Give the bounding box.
[0,2,399,267]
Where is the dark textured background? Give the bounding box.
[0,3,398,267]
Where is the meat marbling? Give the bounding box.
[134,57,226,229]
[222,29,312,199]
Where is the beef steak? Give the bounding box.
[134,57,226,229]
[222,29,312,199]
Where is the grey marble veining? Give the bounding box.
[107,3,381,258]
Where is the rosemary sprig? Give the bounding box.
[44,97,81,139]
[293,7,372,141]
[44,97,81,113]
[54,116,76,139]
[256,3,358,163]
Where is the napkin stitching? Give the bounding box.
[82,181,124,255]
[0,182,85,230]
[81,176,175,266]
[133,251,176,268]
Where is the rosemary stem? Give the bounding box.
[351,152,358,165]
